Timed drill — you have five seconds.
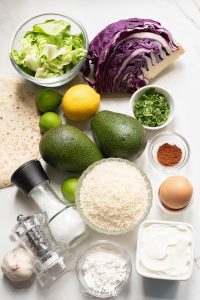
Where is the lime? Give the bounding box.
[36,89,62,113]
[61,178,79,203]
[39,112,62,133]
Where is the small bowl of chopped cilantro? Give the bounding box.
[130,85,175,130]
[9,13,88,87]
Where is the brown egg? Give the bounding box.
[159,175,193,210]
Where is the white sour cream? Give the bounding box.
[138,223,193,278]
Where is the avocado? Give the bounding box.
[91,110,147,160]
[39,125,104,172]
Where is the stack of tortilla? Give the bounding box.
[0,78,41,188]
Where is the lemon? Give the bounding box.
[39,112,62,133]
[61,178,79,203]
[62,84,100,121]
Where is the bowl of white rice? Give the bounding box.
[75,158,153,234]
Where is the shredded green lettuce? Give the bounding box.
[11,20,87,78]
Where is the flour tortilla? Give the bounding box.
[0,78,41,188]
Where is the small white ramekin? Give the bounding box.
[136,220,195,280]
[129,85,175,130]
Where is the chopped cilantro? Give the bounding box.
[133,88,170,127]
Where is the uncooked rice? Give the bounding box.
[79,159,151,232]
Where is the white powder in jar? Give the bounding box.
[79,159,151,232]
[82,244,128,295]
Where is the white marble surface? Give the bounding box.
[1,0,200,299]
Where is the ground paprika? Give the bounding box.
[157,143,182,166]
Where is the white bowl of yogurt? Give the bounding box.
[136,220,195,280]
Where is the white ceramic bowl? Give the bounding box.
[136,220,195,281]
[129,85,175,130]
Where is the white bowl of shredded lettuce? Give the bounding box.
[9,13,88,87]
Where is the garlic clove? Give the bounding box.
[1,247,34,283]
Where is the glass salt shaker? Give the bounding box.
[12,213,74,287]
[11,160,89,248]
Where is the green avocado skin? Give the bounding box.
[91,110,147,160]
[39,125,104,172]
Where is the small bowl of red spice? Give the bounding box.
[148,131,190,173]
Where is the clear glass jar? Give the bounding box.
[29,181,89,248]
[11,160,89,249]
